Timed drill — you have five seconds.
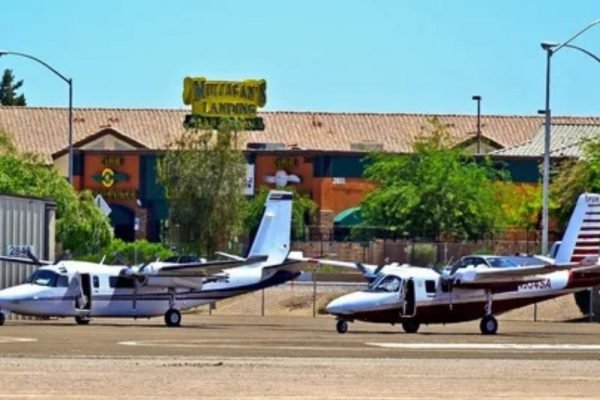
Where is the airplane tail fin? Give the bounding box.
[555,193,600,264]
[247,190,293,266]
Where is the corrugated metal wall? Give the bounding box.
[0,195,56,319]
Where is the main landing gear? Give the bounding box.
[164,288,182,327]
[165,308,182,327]
[0,312,5,326]
[479,289,498,335]
[480,315,498,335]
[75,316,91,325]
[401,319,420,334]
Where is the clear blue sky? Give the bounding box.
[2,1,600,116]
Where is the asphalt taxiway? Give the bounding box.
[2,315,600,399]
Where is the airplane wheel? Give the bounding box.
[165,308,181,327]
[402,320,420,334]
[480,315,498,335]
[0,313,5,326]
[75,316,90,325]
[336,320,348,334]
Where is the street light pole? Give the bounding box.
[0,51,74,185]
[472,95,482,154]
[541,45,552,256]
[540,19,600,255]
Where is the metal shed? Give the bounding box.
[0,194,56,317]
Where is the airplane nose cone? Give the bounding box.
[0,285,38,307]
[326,293,357,315]
[325,297,344,314]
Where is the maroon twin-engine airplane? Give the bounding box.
[290,193,600,335]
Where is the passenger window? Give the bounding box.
[425,280,436,293]
[109,276,135,289]
[56,275,69,287]
[93,276,100,288]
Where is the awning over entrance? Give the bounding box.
[333,207,362,227]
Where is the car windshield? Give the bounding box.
[26,270,60,287]
[487,257,518,268]
[368,275,402,293]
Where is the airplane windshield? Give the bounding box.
[26,270,60,287]
[368,275,402,293]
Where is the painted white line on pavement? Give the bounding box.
[0,337,37,344]
[365,342,600,351]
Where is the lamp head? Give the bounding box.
[472,95,481,101]
[541,41,559,51]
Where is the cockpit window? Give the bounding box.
[369,275,402,293]
[26,270,62,287]
[487,257,517,268]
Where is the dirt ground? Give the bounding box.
[2,356,600,400]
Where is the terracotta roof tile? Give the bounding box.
[1,106,600,163]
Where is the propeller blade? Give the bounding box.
[53,250,72,265]
[26,249,43,266]
[114,252,132,268]
[373,264,386,275]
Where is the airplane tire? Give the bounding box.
[480,315,498,335]
[402,320,420,334]
[75,316,90,325]
[165,309,181,327]
[0,313,5,326]
[336,320,348,334]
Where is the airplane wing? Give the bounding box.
[286,251,384,279]
[0,255,53,266]
[287,251,375,270]
[148,255,269,277]
[452,262,585,287]
[215,251,246,261]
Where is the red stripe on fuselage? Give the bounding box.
[343,295,561,325]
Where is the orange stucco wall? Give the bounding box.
[254,154,377,219]
[81,153,141,210]
[254,154,315,195]
[314,178,377,214]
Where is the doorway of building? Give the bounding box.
[109,204,135,242]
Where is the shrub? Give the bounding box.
[80,239,174,265]
[405,243,437,267]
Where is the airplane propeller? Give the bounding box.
[25,249,44,267]
[113,252,142,311]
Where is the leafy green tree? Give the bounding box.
[157,119,247,256]
[0,69,26,106]
[80,239,174,264]
[551,137,600,230]
[244,187,316,240]
[360,118,506,240]
[0,132,112,255]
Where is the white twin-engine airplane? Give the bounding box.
[295,193,600,335]
[0,190,300,327]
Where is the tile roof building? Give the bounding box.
[2,106,599,242]
[3,106,600,163]
[492,123,600,158]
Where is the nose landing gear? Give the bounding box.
[336,320,348,334]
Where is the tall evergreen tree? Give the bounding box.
[0,69,27,106]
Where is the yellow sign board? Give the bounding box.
[183,77,267,118]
